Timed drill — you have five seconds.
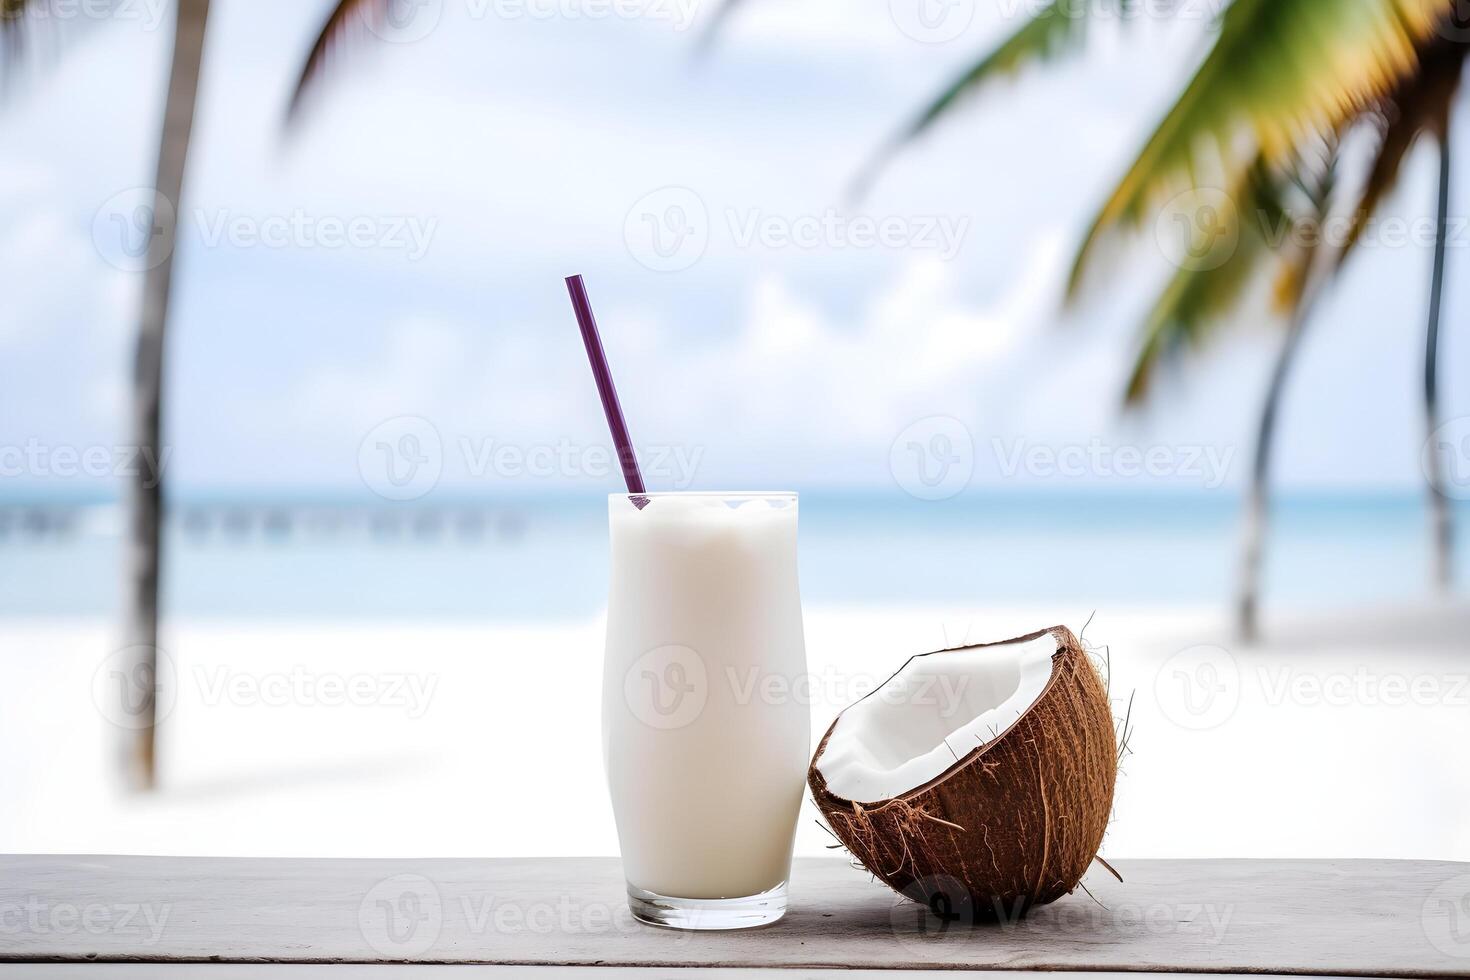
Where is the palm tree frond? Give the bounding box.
[904,1,1095,142]
[1124,168,1275,401]
[1124,151,1335,402]
[1339,31,1467,262]
[1,0,30,27]
[2,0,44,63]
[287,0,395,124]
[854,0,1113,194]
[1070,0,1449,297]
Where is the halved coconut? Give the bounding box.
[809,626,1116,919]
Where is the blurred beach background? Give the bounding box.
[2,0,1468,867]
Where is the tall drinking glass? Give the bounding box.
[603,492,809,929]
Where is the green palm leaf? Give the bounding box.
[903,0,1137,142]
[1069,0,1449,296]
[1124,147,1336,401]
[1338,32,1467,262]
[856,0,1130,193]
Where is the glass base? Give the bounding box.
[627,881,788,930]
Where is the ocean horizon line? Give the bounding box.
[0,486,1458,509]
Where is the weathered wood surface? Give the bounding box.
[0,970,1401,979]
[1,856,1465,976]
[0,971,1411,980]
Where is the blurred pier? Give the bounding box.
[0,501,530,546]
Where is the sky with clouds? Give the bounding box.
[1,0,1466,499]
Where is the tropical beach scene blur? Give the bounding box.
[2,0,1468,867]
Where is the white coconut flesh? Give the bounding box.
[815,633,1059,805]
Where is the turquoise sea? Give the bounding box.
[1,491,1465,619]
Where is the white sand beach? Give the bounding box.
[2,600,1467,863]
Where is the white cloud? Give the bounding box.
[0,0,1459,494]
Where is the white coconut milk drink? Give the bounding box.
[603,491,809,929]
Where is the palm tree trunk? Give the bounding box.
[122,0,211,792]
[1424,131,1453,591]
[1235,207,1353,644]
[1236,304,1311,643]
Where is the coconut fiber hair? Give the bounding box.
[809,626,1117,920]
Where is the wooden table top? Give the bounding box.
[1,856,1466,976]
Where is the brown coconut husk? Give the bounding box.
[808,626,1117,921]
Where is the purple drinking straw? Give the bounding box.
[565,275,647,498]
